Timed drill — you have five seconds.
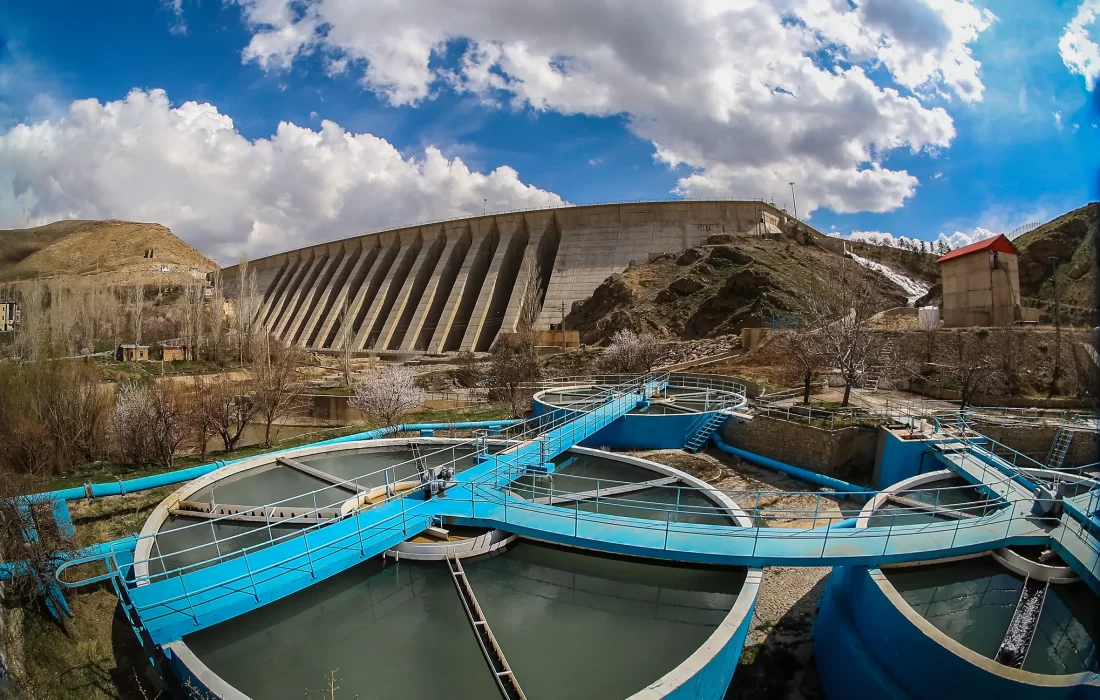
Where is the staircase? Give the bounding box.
[684,412,729,454]
[1045,425,1074,470]
[860,337,895,393]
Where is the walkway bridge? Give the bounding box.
[56,375,1100,649]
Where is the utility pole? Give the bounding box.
[483,198,487,216]
[560,300,566,351]
[789,182,798,220]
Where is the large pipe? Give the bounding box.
[37,420,521,502]
[712,433,873,500]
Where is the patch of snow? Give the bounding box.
[848,252,931,305]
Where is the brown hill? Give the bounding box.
[1014,202,1098,323]
[565,233,908,344]
[0,219,216,284]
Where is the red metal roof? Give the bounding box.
[936,234,1018,263]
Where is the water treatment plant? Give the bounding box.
[33,372,1100,699]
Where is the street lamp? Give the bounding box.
[789,182,798,221]
[483,198,487,215]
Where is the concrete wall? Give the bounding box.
[222,200,808,352]
[719,415,880,484]
[972,423,1100,469]
[941,251,1022,327]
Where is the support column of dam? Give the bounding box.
[251,255,290,326]
[401,224,473,352]
[497,212,559,340]
[259,254,300,327]
[267,251,315,334]
[376,226,447,351]
[286,243,344,345]
[272,252,326,341]
[459,215,528,351]
[314,238,382,349]
[355,229,424,350]
[300,240,362,348]
[427,220,497,353]
[343,233,401,349]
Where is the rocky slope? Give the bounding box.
[1014,202,1098,321]
[0,219,216,284]
[565,233,907,344]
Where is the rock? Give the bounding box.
[655,288,678,304]
[668,276,705,296]
[707,245,755,266]
[676,248,705,266]
[705,233,735,245]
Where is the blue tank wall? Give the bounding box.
[815,566,1100,700]
[532,396,706,450]
[663,593,758,700]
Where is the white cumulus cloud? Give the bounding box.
[1060,0,1100,91]
[0,89,564,261]
[232,0,993,217]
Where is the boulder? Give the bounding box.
[676,248,705,266]
[668,276,706,296]
[707,245,755,266]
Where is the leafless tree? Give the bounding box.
[776,329,829,404]
[597,329,663,374]
[350,364,425,426]
[200,374,259,451]
[0,473,78,625]
[15,280,48,361]
[801,266,887,406]
[180,276,206,361]
[254,337,308,446]
[938,331,1001,409]
[208,269,227,363]
[335,296,354,387]
[188,374,216,460]
[235,254,260,364]
[131,284,146,345]
[112,381,189,467]
[487,252,543,416]
[113,382,154,463]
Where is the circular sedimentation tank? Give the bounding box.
[137,439,762,699]
[816,469,1100,699]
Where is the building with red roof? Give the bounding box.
[935,234,1037,327]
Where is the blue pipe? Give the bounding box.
[37,420,521,502]
[712,433,874,500]
[805,518,858,532]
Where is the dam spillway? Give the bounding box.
[221,200,794,353]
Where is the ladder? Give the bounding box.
[1045,425,1074,470]
[446,556,527,700]
[410,442,429,478]
[683,412,728,453]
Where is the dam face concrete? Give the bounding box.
[224,200,796,352]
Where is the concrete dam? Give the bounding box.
[222,200,795,353]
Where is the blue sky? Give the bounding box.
[0,0,1097,260]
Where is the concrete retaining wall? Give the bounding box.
[222,200,813,353]
[719,415,880,484]
[975,423,1100,469]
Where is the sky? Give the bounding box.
[0,0,1097,264]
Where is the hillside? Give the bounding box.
[0,219,216,284]
[565,233,908,343]
[1014,202,1098,322]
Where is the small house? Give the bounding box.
[116,344,150,362]
[936,235,1038,327]
[160,345,186,362]
[0,301,17,333]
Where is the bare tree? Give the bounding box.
[113,382,154,464]
[188,374,216,460]
[488,253,543,417]
[235,254,260,364]
[350,364,425,426]
[15,280,48,361]
[131,284,146,345]
[939,331,1001,409]
[801,266,887,406]
[776,329,829,404]
[0,474,78,626]
[180,276,206,361]
[335,296,354,387]
[254,337,308,446]
[200,374,259,451]
[597,329,663,374]
[208,269,227,364]
[112,381,189,467]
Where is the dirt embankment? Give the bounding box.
[1015,202,1098,322]
[0,219,216,286]
[564,233,906,345]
